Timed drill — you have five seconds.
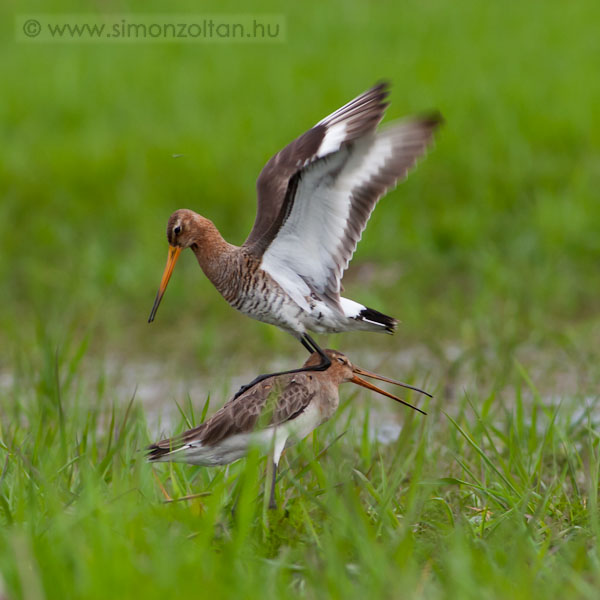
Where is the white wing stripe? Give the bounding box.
[261,138,390,303]
[316,121,348,158]
[260,117,438,308]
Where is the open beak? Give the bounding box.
[351,366,430,415]
[148,245,182,323]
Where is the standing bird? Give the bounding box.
[148,349,429,509]
[148,82,442,392]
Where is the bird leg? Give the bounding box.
[300,336,315,353]
[232,334,332,399]
[268,460,278,510]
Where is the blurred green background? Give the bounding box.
[2,0,599,376]
[2,1,600,599]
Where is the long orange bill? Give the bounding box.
[351,368,430,415]
[148,245,182,323]
[352,366,433,398]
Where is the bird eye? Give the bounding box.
[174,225,182,235]
[337,357,345,364]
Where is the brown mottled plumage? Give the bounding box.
[148,349,429,508]
[148,83,441,397]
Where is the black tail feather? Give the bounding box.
[357,306,397,333]
[147,445,164,461]
[146,442,176,461]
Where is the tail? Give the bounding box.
[146,442,173,462]
[340,298,397,334]
[356,306,397,333]
[146,437,190,462]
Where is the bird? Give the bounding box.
[147,349,429,509]
[148,82,442,393]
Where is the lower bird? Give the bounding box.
[148,82,442,394]
[148,349,429,509]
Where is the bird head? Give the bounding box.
[304,349,429,415]
[148,209,200,323]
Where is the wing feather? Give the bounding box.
[244,83,390,252]
[147,373,316,459]
[259,114,442,308]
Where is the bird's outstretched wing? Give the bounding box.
[256,114,442,309]
[244,83,390,253]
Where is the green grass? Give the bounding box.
[2,0,600,597]
[1,337,599,599]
